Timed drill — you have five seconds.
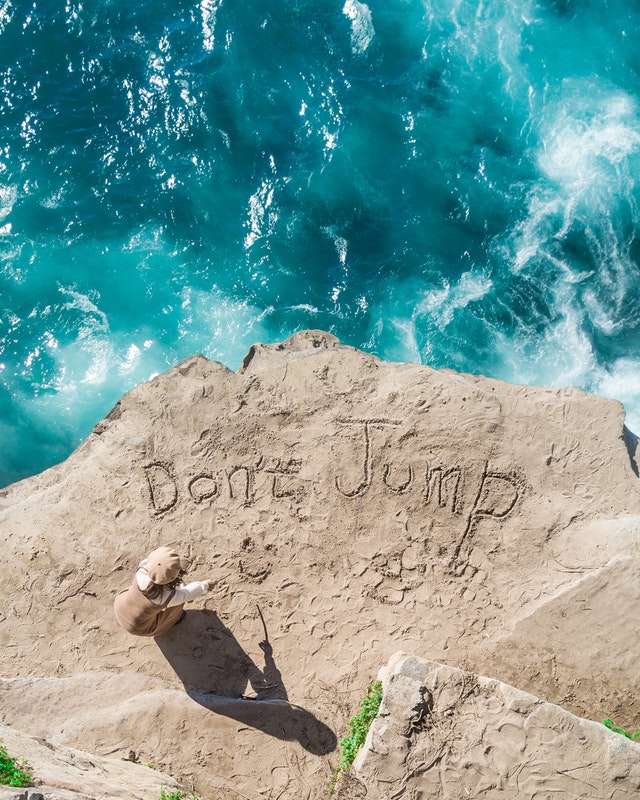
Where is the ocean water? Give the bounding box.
[2,0,640,487]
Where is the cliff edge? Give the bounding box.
[0,331,639,797]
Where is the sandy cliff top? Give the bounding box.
[1,331,639,797]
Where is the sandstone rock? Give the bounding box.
[0,721,178,799]
[345,652,640,799]
[0,331,638,797]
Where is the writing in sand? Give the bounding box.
[142,418,525,549]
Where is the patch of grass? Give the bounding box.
[0,740,35,787]
[160,788,202,800]
[329,680,383,794]
[602,719,640,741]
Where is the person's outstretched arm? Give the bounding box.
[167,578,216,607]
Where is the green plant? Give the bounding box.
[0,741,35,787]
[329,680,383,794]
[160,788,202,800]
[602,719,640,741]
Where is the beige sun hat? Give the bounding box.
[146,546,182,585]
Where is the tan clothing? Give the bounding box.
[113,580,185,637]
[135,560,208,606]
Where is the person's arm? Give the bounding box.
[166,579,216,607]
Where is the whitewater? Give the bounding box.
[1,0,640,487]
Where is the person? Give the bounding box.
[114,546,216,637]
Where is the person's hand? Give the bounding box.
[206,579,217,591]
[259,639,272,655]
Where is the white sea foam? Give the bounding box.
[596,359,640,435]
[244,177,277,250]
[58,286,109,331]
[51,287,112,388]
[0,0,13,36]
[179,285,270,370]
[319,81,344,157]
[471,291,599,417]
[538,91,640,195]
[416,271,493,329]
[334,234,348,266]
[289,304,320,314]
[119,343,142,375]
[201,0,223,52]
[342,0,375,55]
[389,316,421,364]
[366,270,492,369]
[0,184,17,222]
[81,342,113,385]
[503,81,640,400]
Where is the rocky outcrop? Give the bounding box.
[0,331,638,798]
[0,722,178,799]
[344,652,640,798]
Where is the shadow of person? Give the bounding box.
[155,609,337,756]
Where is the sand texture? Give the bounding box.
[0,331,639,797]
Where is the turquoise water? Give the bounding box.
[2,0,640,487]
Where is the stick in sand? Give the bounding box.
[256,604,269,643]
